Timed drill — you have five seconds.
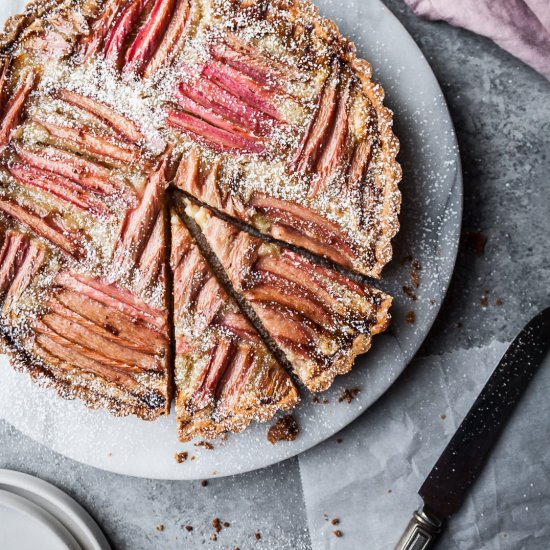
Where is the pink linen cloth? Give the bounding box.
[405,0,550,80]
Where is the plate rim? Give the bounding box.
[0,469,111,550]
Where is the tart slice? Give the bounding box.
[185,203,392,392]
[170,210,298,441]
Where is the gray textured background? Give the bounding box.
[1,0,549,549]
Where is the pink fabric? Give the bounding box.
[406,0,550,80]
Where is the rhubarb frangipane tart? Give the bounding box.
[0,0,399,432]
[186,204,392,392]
[171,210,298,440]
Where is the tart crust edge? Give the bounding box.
[279,0,402,278]
[0,331,169,420]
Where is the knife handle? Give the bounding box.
[394,507,443,550]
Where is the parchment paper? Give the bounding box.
[298,342,550,549]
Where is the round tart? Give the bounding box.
[0,0,400,439]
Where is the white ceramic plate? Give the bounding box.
[0,469,111,550]
[0,490,81,550]
[0,0,462,479]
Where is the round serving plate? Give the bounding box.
[0,0,462,479]
[0,469,111,549]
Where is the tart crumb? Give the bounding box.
[156,524,165,532]
[331,518,340,525]
[333,530,343,537]
[184,525,193,532]
[403,285,417,301]
[175,451,188,463]
[463,231,487,255]
[267,415,299,444]
[194,441,214,450]
[201,480,208,487]
[405,311,416,324]
[212,518,222,533]
[255,531,262,540]
[338,387,360,403]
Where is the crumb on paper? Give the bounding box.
[336,437,343,444]
[184,525,193,532]
[267,415,299,444]
[255,531,262,540]
[156,524,165,532]
[201,479,208,487]
[338,387,360,403]
[213,518,222,533]
[333,530,343,537]
[331,518,340,525]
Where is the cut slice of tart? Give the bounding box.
[185,203,392,393]
[170,209,298,441]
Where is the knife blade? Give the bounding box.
[394,306,550,550]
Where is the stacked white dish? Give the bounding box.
[0,469,110,550]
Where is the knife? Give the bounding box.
[395,306,550,550]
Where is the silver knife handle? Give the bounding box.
[394,507,443,550]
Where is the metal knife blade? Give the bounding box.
[395,306,550,550]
